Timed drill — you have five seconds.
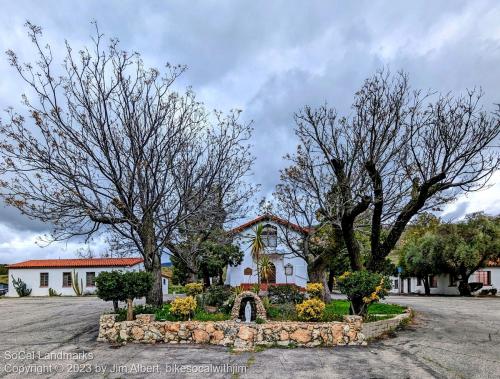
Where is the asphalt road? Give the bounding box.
[0,295,499,379]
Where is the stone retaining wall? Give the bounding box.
[98,310,412,350]
[361,311,412,339]
[98,314,365,351]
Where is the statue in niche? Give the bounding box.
[244,301,252,322]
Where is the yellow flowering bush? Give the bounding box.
[362,278,385,304]
[296,298,326,321]
[336,270,391,317]
[185,282,204,296]
[170,296,197,320]
[306,282,324,299]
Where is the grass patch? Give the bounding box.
[266,300,405,322]
[324,300,405,316]
[368,302,406,315]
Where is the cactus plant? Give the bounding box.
[11,275,32,297]
[71,269,83,296]
[48,288,61,296]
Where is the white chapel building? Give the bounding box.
[225,215,309,289]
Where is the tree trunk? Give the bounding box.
[458,269,472,296]
[112,299,119,313]
[309,265,331,303]
[458,280,472,296]
[140,214,163,307]
[341,223,363,271]
[423,276,430,296]
[349,295,368,317]
[218,269,224,285]
[202,270,211,287]
[144,253,163,307]
[327,269,335,292]
[126,298,134,321]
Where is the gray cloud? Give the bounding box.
[0,0,499,261]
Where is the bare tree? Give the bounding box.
[0,22,255,306]
[276,70,500,275]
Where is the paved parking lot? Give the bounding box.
[0,295,499,378]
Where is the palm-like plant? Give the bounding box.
[249,223,265,286]
[259,255,272,284]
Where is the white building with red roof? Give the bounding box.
[225,215,310,289]
[6,257,169,297]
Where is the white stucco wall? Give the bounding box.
[390,267,500,295]
[161,276,169,294]
[225,220,309,288]
[7,263,143,297]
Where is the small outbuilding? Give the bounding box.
[7,258,144,297]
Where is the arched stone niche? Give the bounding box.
[231,291,267,321]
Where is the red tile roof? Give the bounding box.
[486,259,500,267]
[229,215,310,235]
[8,258,143,269]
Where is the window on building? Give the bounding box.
[393,279,399,289]
[163,278,166,285]
[474,270,491,286]
[40,272,49,287]
[86,272,96,287]
[62,272,72,287]
[416,277,422,286]
[429,275,438,288]
[261,224,278,249]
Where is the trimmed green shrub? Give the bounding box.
[336,271,391,317]
[266,303,297,321]
[96,270,153,319]
[95,271,126,312]
[267,284,304,304]
[122,271,153,320]
[204,285,233,307]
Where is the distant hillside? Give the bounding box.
[0,264,7,276]
[0,275,7,285]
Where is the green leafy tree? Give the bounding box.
[199,242,243,286]
[171,240,243,286]
[440,213,500,296]
[398,212,500,296]
[401,233,444,295]
[336,270,391,317]
[95,271,127,312]
[122,271,153,321]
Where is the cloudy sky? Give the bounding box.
[0,0,499,263]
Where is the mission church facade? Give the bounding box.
[225,215,309,289]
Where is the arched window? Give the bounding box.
[262,224,277,249]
